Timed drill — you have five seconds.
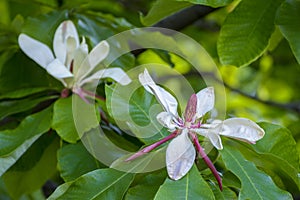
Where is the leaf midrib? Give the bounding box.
[224,148,263,199]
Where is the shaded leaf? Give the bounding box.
[2,133,59,199]
[0,106,53,156]
[154,165,215,200]
[276,0,300,63]
[221,145,293,200]
[217,0,284,67]
[57,142,105,182]
[125,170,167,200]
[48,168,134,200]
[0,94,57,120]
[209,184,237,200]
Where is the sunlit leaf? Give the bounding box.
[276,0,300,64]
[178,0,233,7]
[154,165,215,200]
[52,96,79,143]
[217,0,284,67]
[141,0,191,26]
[48,168,135,199]
[221,145,293,199]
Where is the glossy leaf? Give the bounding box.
[48,168,135,200]
[57,142,105,182]
[221,145,293,199]
[52,96,79,143]
[235,122,300,192]
[0,134,41,177]
[2,134,59,199]
[276,0,300,64]
[154,165,215,200]
[141,0,192,26]
[0,87,53,100]
[178,0,233,7]
[124,170,167,200]
[217,0,284,67]
[0,106,53,156]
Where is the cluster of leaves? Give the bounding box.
[0,0,299,199]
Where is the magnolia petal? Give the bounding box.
[18,34,54,69]
[192,128,223,150]
[73,42,89,77]
[195,87,215,119]
[53,20,79,65]
[46,59,74,80]
[77,40,110,81]
[139,69,178,116]
[166,129,195,180]
[79,68,131,87]
[219,118,265,143]
[156,111,178,131]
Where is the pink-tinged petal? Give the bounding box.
[184,94,197,122]
[78,68,131,87]
[219,118,265,143]
[18,34,54,69]
[46,59,73,80]
[192,128,223,150]
[166,129,196,180]
[139,69,178,117]
[53,20,79,65]
[156,111,178,130]
[195,87,215,119]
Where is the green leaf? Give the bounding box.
[52,97,79,143]
[276,0,300,64]
[2,133,59,199]
[233,122,300,192]
[220,145,293,200]
[0,134,41,177]
[0,87,54,100]
[106,84,169,145]
[141,0,192,26]
[154,165,215,200]
[48,168,135,200]
[0,94,57,120]
[125,170,167,200]
[217,0,284,67]
[178,0,233,7]
[209,184,237,200]
[0,106,53,156]
[57,142,105,182]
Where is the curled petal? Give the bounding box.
[53,20,79,65]
[195,87,215,119]
[46,59,73,80]
[157,111,178,130]
[139,69,178,117]
[192,128,223,150]
[219,118,265,143]
[78,68,131,87]
[166,129,196,180]
[18,34,54,68]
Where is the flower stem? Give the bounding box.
[191,133,223,191]
[125,130,179,161]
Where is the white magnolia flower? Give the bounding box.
[18,20,131,97]
[137,69,265,181]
